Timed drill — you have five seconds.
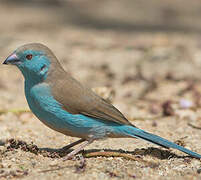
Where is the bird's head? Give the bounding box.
[3,43,57,83]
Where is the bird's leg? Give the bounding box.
[63,139,93,161]
[61,139,85,151]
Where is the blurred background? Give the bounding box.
[1,0,201,111]
[1,1,201,179]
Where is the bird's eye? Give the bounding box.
[26,54,32,60]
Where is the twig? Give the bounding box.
[188,123,201,130]
[130,115,162,121]
[39,166,72,173]
[83,151,155,167]
[0,109,30,115]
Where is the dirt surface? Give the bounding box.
[1,1,201,179]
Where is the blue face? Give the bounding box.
[4,49,51,83]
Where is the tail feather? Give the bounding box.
[125,126,201,159]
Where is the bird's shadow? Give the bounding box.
[40,146,186,160]
[4,138,189,160]
[0,140,5,146]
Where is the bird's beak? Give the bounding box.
[3,53,21,65]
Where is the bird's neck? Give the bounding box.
[23,72,44,88]
[19,67,47,87]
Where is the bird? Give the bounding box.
[3,43,201,160]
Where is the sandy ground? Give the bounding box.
[1,1,201,179]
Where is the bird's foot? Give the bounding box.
[62,140,92,161]
[62,154,75,161]
[61,139,85,152]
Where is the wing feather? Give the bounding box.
[47,68,133,126]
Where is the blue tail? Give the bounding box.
[123,126,201,159]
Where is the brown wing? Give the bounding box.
[80,92,132,125]
[47,69,133,126]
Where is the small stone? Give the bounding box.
[179,99,193,109]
